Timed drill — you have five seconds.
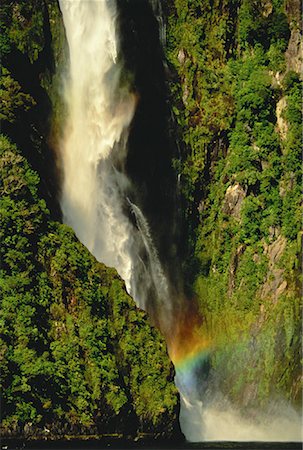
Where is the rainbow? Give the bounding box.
[171,335,212,373]
[168,297,213,376]
[175,344,211,372]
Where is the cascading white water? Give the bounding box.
[58,0,302,443]
[59,0,136,294]
[58,2,209,440]
[58,0,171,323]
[127,199,170,314]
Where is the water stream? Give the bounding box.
[58,0,170,318]
[58,0,301,443]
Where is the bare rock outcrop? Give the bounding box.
[285,0,303,75]
[276,97,288,140]
[222,183,246,219]
[261,235,288,300]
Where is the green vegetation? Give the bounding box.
[281,71,302,239]
[0,68,36,123]
[0,0,301,436]
[0,0,180,439]
[0,0,44,62]
[165,0,302,409]
[0,133,179,437]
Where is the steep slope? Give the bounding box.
[164,0,302,411]
[0,0,181,439]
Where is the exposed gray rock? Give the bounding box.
[285,0,303,76]
[222,183,246,219]
[178,48,186,65]
[228,244,245,295]
[261,268,286,299]
[276,97,288,140]
[261,0,273,17]
[261,235,287,300]
[285,29,303,74]
[265,234,287,266]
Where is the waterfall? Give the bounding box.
[58,0,173,326]
[57,0,199,439]
[58,0,302,443]
[59,0,135,293]
[149,0,166,47]
[127,199,170,309]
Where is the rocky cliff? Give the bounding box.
[0,0,182,440]
[164,0,302,410]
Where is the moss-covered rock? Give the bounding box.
[164,0,302,411]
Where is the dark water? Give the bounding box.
[1,440,302,450]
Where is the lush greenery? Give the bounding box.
[165,0,302,409]
[0,0,301,437]
[0,0,180,438]
[0,135,179,435]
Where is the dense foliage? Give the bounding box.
[0,0,180,439]
[0,0,301,437]
[165,0,302,409]
[0,135,179,436]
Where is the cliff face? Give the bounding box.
[0,0,181,439]
[1,0,301,438]
[164,0,302,410]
